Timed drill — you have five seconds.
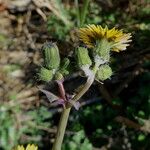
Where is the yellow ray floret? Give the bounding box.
[78,24,132,52]
[13,144,38,150]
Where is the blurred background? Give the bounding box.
[0,0,150,150]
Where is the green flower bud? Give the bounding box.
[38,67,54,82]
[95,38,111,62]
[96,64,112,81]
[42,42,60,70]
[54,72,64,80]
[76,47,92,68]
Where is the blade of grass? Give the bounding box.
[80,0,90,26]
[75,0,81,27]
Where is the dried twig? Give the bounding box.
[115,116,141,130]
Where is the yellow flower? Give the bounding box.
[13,144,38,150]
[78,24,132,52]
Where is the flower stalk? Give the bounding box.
[52,107,71,150]
[52,71,95,150]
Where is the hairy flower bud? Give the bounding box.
[95,38,111,62]
[76,47,92,68]
[42,42,60,70]
[54,72,64,80]
[38,67,54,82]
[96,64,112,81]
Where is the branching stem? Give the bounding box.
[51,73,95,150]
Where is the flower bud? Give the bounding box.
[95,38,111,62]
[76,47,92,68]
[38,67,54,82]
[42,42,60,70]
[54,72,64,80]
[96,64,112,81]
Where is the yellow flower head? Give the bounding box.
[78,24,132,52]
[13,144,38,150]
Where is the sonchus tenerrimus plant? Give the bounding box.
[37,24,132,150]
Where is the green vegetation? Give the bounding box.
[0,0,149,150]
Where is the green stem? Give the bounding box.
[52,107,71,150]
[52,72,95,150]
[71,73,95,103]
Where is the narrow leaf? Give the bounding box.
[39,89,59,103]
